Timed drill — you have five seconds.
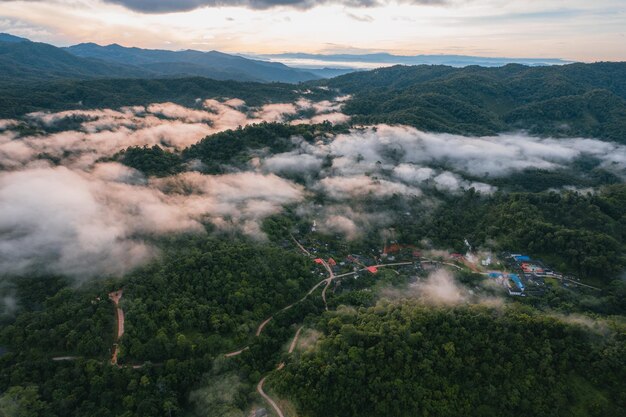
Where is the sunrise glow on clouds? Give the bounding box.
[0,0,625,60]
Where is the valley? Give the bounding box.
[0,17,625,417]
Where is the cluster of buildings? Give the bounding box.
[294,224,576,299]
[497,253,566,296]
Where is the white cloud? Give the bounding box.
[0,164,304,278]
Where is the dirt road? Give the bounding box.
[224,347,249,357]
[256,317,274,336]
[108,290,124,365]
[291,234,312,258]
[257,377,285,417]
[288,326,303,354]
[320,259,335,310]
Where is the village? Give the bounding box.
[287,222,599,301]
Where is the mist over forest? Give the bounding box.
[0,23,625,417]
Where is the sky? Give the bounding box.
[0,0,625,61]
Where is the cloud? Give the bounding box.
[262,152,323,175]
[3,95,624,281]
[309,112,350,124]
[147,102,217,123]
[377,269,470,305]
[315,204,392,239]
[0,166,157,278]
[254,123,625,204]
[416,269,469,305]
[324,125,626,179]
[0,95,353,278]
[0,164,304,278]
[318,175,422,199]
[346,12,374,22]
[0,119,19,130]
[102,0,445,13]
[321,214,359,239]
[432,171,495,194]
[379,269,505,307]
[254,103,298,122]
[392,163,436,183]
[1,97,344,170]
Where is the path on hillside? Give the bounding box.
[259,325,304,417]
[108,290,124,366]
[225,347,249,358]
[288,326,303,354]
[228,237,414,415]
[291,234,312,258]
[320,259,335,310]
[257,376,285,417]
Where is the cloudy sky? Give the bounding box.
[0,0,625,60]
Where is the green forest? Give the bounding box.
[3,62,626,142]
[271,304,626,417]
[320,62,626,141]
[400,185,626,283]
[0,235,324,416]
[1,61,626,417]
[0,77,332,118]
[2,179,624,416]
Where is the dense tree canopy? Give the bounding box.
[272,304,626,417]
[320,62,626,141]
[401,185,626,282]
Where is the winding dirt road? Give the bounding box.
[291,234,312,258]
[256,317,274,336]
[108,290,124,365]
[224,347,249,358]
[258,326,303,417]
[320,259,335,310]
[257,377,285,417]
[288,326,303,354]
[232,236,413,416]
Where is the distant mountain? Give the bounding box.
[64,43,319,83]
[0,33,30,43]
[261,52,572,69]
[0,33,320,84]
[0,38,151,82]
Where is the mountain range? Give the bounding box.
[1,33,575,85]
[0,33,319,83]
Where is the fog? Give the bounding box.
[259,124,626,200]
[0,164,304,278]
[377,269,505,308]
[1,97,349,171]
[414,269,469,305]
[2,96,625,278]
[323,125,626,178]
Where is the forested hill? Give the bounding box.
[0,78,333,118]
[2,61,626,142]
[0,34,319,84]
[317,62,626,141]
[272,304,626,417]
[0,39,150,82]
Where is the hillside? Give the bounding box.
[0,77,336,118]
[1,89,625,417]
[318,63,626,141]
[0,33,319,84]
[0,40,151,82]
[2,61,626,142]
